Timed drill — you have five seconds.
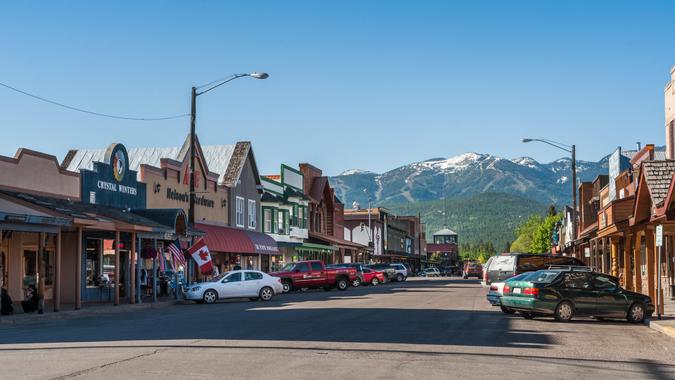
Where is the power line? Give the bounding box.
[0,81,189,121]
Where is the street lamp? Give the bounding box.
[521,138,577,242]
[188,72,269,228]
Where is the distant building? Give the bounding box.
[426,227,459,266]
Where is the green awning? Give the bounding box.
[295,242,337,253]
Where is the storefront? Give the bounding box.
[196,223,279,273]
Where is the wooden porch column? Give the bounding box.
[610,238,619,278]
[54,230,62,312]
[623,234,632,291]
[76,227,82,310]
[646,230,656,301]
[130,232,136,304]
[38,232,45,314]
[634,231,643,294]
[114,230,120,306]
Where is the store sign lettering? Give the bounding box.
[96,180,138,195]
[166,187,214,208]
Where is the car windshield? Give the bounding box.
[490,256,515,271]
[519,270,560,283]
[211,272,229,282]
[280,263,296,272]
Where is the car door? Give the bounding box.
[309,261,327,286]
[243,271,264,297]
[592,274,627,317]
[219,272,244,298]
[293,262,311,287]
[560,272,596,316]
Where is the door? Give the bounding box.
[561,272,596,316]
[293,262,312,287]
[308,262,327,286]
[592,274,627,317]
[243,271,264,297]
[219,272,244,298]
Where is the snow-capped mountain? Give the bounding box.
[329,152,610,207]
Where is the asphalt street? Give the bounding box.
[1,278,674,380]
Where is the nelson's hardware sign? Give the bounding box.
[80,143,147,209]
[165,187,215,208]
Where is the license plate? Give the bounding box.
[512,288,521,294]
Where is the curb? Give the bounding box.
[645,318,675,340]
[0,300,183,325]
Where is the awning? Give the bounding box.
[295,242,337,254]
[196,223,279,255]
[308,231,369,250]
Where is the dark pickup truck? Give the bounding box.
[270,260,358,293]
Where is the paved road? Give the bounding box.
[1,278,674,379]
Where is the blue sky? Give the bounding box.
[1,1,674,175]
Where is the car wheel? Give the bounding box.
[352,278,361,287]
[371,277,380,286]
[627,302,646,323]
[500,305,515,314]
[522,312,536,320]
[203,289,218,304]
[554,301,574,322]
[259,286,274,302]
[396,274,404,282]
[282,280,292,293]
[336,278,349,291]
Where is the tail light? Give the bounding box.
[483,270,487,282]
[523,287,539,296]
[489,285,498,291]
[503,284,510,294]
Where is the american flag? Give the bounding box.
[168,239,186,268]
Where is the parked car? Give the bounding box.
[184,270,283,304]
[270,260,358,293]
[442,265,461,276]
[463,262,482,279]
[419,267,441,277]
[486,273,527,313]
[367,263,397,282]
[361,268,386,285]
[485,253,586,284]
[390,263,408,282]
[327,263,364,287]
[500,267,655,323]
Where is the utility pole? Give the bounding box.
[189,86,197,229]
[571,144,577,241]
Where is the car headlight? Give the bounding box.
[190,286,201,292]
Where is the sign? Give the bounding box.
[584,247,590,258]
[80,143,146,209]
[656,225,663,247]
[608,147,621,202]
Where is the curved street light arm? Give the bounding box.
[196,74,250,96]
[528,138,572,153]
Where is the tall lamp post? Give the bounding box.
[187,72,268,283]
[363,188,372,263]
[188,72,269,227]
[522,138,577,243]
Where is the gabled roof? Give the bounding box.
[309,176,334,206]
[642,160,675,208]
[61,137,261,188]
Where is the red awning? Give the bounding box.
[195,223,279,255]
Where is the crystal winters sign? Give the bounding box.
[80,143,147,209]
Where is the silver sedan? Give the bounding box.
[185,270,284,304]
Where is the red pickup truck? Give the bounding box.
[270,260,358,293]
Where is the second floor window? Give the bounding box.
[248,199,257,229]
[263,209,273,233]
[236,197,245,227]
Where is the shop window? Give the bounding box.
[44,248,55,286]
[641,239,647,276]
[23,250,37,287]
[236,197,245,227]
[86,239,102,287]
[263,209,273,233]
[248,199,257,229]
[0,249,6,289]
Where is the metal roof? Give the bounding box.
[433,228,457,236]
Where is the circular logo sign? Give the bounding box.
[112,149,126,182]
[105,143,129,183]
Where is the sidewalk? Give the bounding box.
[0,298,183,325]
[645,295,675,340]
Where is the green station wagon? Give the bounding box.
[500,267,654,323]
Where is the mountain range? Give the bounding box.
[329,152,620,208]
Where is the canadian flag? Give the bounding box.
[187,238,214,275]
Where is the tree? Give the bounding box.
[510,214,543,253]
[530,213,563,253]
